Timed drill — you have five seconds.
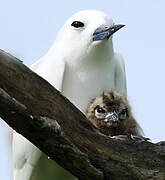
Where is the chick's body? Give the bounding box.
[87,91,143,136]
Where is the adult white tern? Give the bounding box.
[13,10,127,180]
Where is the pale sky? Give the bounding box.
[0,0,165,179]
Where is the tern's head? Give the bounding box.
[54,10,124,61]
[87,91,133,136]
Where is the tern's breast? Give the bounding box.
[62,61,115,113]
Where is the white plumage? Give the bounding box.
[13,10,127,180]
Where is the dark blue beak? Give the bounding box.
[93,24,125,41]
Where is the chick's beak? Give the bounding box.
[104,112,119,123]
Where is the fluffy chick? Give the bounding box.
[86,91,143,136]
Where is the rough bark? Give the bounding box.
[0,50,164,180]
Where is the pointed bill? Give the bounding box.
[93,24,125,41]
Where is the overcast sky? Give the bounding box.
[0,0,165,179]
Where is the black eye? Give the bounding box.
[95,106,106,114]
[71,21,84,28]
[94,105,107,119]
[121,109,127,115]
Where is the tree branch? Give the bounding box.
[0,50,164,180]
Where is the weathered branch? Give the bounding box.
[0,50,165,180]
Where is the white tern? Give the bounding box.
[13,10,127,180]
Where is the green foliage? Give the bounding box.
[31,153,75,180]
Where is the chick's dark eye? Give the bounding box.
[94,105,107,119]
[95,106,106,114]
[71,21,84,28]
[121,109,127,115]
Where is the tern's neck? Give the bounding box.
[102,39,114,60]
[47,38,114,66]
[87,39,114,64]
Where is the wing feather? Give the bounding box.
[13,55,66,180]
[114,53,127,97]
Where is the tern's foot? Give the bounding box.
[128,134,150,142]
[111,134,150,142]
[111,135,128,141]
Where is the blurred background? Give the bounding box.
[0,0,165,179]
